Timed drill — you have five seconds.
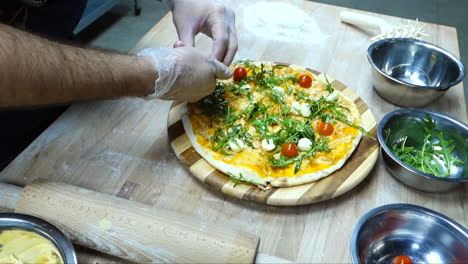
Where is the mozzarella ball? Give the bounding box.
[229,138,245,152]
[326,91,338,101]
[298,138,313,151]
[240,84,251,91]
[291,101,301,115]
[300,103,311,117]
[272,86,284,94]
[261,139,275,151]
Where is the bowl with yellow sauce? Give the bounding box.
[0,213,77,264]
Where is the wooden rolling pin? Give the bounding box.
[0,181,290,263]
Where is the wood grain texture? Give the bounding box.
[0,1,466,263]
[0,182,22,211]
[168,72,379,206]
[15,181,259,263]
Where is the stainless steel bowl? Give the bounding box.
[350,203,468,264]
[0,213,77,264]
[378,108,467,192]
[367,38,465,107]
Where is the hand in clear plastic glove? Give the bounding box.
[164,0,238,66]
[137,47,232,102]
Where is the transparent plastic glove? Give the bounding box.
[137,47,232,102]
[164,0,238,65]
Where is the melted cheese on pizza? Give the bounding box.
[185,61,363,186]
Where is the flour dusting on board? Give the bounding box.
[243,2,326,43]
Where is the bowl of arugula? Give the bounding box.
[378,108,467,192]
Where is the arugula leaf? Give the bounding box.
[210,125,253,154]
[306,96,374,139]
[324,74,334,93]
[243,62,297,91]
[201,82,230,116]
[243,102,267,121]
[293,138,330,173]
[269,136,330,173]
[251,115,280,137]
[294,90,308,101]
[269,154,298,168]
[268,89,285,105]
[267,117,314,146]
[332,112,375,139]
[271,64,288,77]
[228,172,262,187]
[391,115,464,178]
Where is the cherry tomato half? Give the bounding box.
[281,142,299,157]
[233,67,247,82]
[298,74,312,88]
[317,122,334,136]
[392,255,412,264]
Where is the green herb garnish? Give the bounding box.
[210,125,253,155]
[390,115,464,178]
[324,74,334,93]
[306,96,374,139]
[199,61,374,175]
[201,82,230,117]
[228,172,262,187]
[269,136,330,173]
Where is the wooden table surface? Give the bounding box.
[1,1,466,263]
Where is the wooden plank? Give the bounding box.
[1,1,466,263]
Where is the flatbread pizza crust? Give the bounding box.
[182,61,363,188]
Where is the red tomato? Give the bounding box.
[281,142,299,157]
[298,74,312,88]
[392,255,412,264]
[317,122,334,136]
[233,67,247,82]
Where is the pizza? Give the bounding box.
[181,60,365,189]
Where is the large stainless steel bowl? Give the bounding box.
[0,213,77,264]
[350,203,468,264]
[367,38,465,107]
[378,108,467,192]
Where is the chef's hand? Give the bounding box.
[164,0,238,66]
[137,47,232,102]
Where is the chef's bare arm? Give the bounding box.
[0,24,157,107]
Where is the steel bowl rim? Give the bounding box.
[377,108,468,183]
[350,203,468,264]
[367,38,465,90]
[0,213,77,264]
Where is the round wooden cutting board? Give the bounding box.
[167,70,379,206]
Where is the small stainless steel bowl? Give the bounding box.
[350,203,468,264]
[377,108,467,192]
[0,213,77,264]
[367,38,465,107]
